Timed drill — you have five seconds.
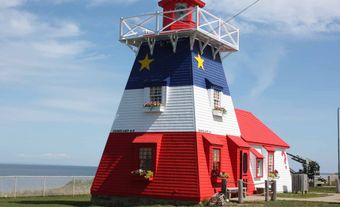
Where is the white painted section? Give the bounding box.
[193,86,240,136]
[249,146,292,192]
[249,145,266,188]
[274,149,292,193]
[111,86,195,132]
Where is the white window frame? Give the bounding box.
[144,86,167,113]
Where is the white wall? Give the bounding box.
[193,86,240,136]
[111,86,195,132]
[250,145,266,188]
[274,149,292,192]
[249,146,292,192]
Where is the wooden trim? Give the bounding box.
[255,158,263,178]
[267,152,274,174]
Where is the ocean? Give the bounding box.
[0,164,97,176]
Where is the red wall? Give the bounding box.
[91,132,254,201]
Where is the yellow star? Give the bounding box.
[195,54,204,70]
[139,54,154,71]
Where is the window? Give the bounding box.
[256,159,263,178]
[213,90,221,108]
[175,3,188,19]
[212,148,221,176]
[150,86,162,103]
[139,147,153,171]
[243,153,248,174]
[268,152,274,173]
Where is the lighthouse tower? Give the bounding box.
[91,0,291,205]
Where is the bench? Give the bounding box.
[226,187,247,199]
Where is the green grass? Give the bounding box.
[1,195,340,207]
[310,187,337,193]
[278,192,330,198]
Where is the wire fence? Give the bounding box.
[0,176,94,198]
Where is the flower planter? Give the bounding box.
[144,106,164,113]
[211,177,222,184]
[212,109,224,117]
[132,175,153,182]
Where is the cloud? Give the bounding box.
[224,44,286,97]
[0,0,25,9]
[206,0,340,36]
[32,40,92,58]
[87,0,140,7]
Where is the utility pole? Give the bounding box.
[337,108,340,193]
[338,108,340,180]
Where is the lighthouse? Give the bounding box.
[91,0,292,205]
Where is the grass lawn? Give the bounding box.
[278,192,330,198]
[1,195,340,207]
[310,187,337,193]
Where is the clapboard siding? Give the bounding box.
[111,86,195,132]
[274,149,292,192]
[91,132,201,201]
[249,145,266,188]
[249,146,292,192]
[194,86,241,136]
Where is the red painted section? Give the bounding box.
[264,146,275,152]
[250,148,264,159]
[227,135,250,148]
[132,134,162,144]
[235,109,290,148]
[91,132,254,201]
[158,0,205,31]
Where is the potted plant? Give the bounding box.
[144,101,164,112]
[212,106,227,117]
[268,170,280,181]
[211,171,229,184]
[131,169,154,181]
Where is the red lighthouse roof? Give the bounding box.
[159,0,206,8]
[235,109,290,148]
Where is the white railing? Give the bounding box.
[0,176,93,198]
[120,7,239,51]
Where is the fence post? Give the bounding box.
[43,176,46,197]
[0,177,2,198]
[271,180,277,201]
[328,176,331,186]
[336,179,340,193]
[238,179,244,204]
[14,176,17,198]
[72,176,75,197]
[265,180,269,201]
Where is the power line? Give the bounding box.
[226,0,261,23]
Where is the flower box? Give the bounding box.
[212,109,223,117]
[212,107,226,117]
[144,105,165,113]
[211,177,223,184]
[132,175,153,182]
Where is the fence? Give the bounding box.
[0,176,94,198]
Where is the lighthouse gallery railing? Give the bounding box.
[119,7,240,52]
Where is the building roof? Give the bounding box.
[132,134,163,144]
[250,148,264,159]
[235,109,290,148]
[227,135,250,148]
[203,134,225,146]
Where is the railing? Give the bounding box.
[120,7,239,51]
[0,176,94,198]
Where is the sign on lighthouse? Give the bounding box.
[91,0,292,205]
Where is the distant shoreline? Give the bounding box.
[0,163,97,176]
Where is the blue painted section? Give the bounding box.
[191,41,230,95]
[125,37,230,95]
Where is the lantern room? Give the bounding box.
[158,0,206,30]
